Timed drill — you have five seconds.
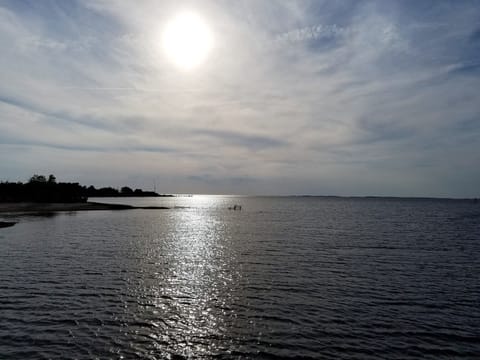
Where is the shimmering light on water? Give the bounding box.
[0,196,479,359]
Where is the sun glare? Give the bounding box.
[162,12,213,70]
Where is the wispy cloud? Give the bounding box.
[0,0,479,196]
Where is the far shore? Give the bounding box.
[0,221,16,228]
[0,201,170,214]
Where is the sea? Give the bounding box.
[1,196,479,359]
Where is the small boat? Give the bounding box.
[228,205,242,211]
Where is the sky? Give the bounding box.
[0,0,479,197]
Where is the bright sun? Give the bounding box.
[162,12,213,70]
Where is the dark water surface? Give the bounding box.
[1,196,479,359]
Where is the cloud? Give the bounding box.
[274,23,351,46]
[0,0,479,196]
[193,129,288,151]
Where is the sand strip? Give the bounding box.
[0,202,169,214]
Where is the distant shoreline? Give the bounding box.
[0,221,16,228]
[0,201,170,214]
[90,194,175,198]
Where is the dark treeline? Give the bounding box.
[0,174,166,203]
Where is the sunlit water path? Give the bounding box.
[1,196,479,359]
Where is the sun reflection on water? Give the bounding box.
[151,198,240,357]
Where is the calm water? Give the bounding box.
[1,196,479,359]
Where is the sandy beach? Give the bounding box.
[0,202,169,214]
[0,221,16,228]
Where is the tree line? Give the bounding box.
[0,174,163,203]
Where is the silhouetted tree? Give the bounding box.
[121,186,133,195]
[29,174,47,183]
[0,175,162,202]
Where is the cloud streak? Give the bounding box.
[0,0,479,196]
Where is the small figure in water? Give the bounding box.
[228,204,242,210]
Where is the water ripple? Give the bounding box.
[0,197,479,358]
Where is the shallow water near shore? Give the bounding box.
[1,196,479,359]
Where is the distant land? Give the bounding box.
[1,174,477,204]
[293,195,479,201]
[0,174,173,203]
